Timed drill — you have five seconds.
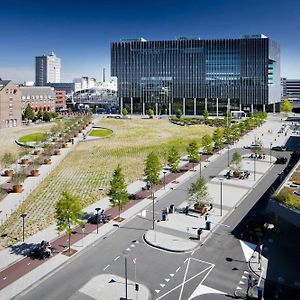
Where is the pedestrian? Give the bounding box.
[247,274,254,297]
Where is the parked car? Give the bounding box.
[275,156,287,164]
[272,146,286,151]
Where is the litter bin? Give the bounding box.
[169,204,174,214]
[197,228,202,240]
[162,209,168,221]
[206,221,212,230]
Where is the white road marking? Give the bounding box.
[3,277,6,280]
[103,264,110,271]
[236,286,242,290]
[184,258,188,263]
[114,256,120,261]
[176,267,181,272]
[126,248,131,251]
[165,278,170,282]
[244,271,249,274]
[160,283,165,288]
[169,273,174,277]
[179,258,191,300]
[155,289,160,294]
[239,281,245,284]
[242,275,247,279]
[156,265,214,300]
[27,263,31,265]
[130,244,135,247]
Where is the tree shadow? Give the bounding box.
[9,242,38,256]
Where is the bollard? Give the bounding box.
[205,221,212,230]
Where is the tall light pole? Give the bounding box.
[20,213,27,242]
[269,143,272,164]
[227,145,230,167]
[199,153,202,178]
[122,250,129,300]
[95,207,101,234]
[254,156,256,181]
[163,171,167,190]
[219,179,223,216]
[152,188,155,230]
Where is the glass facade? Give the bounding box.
[111,36,280,113]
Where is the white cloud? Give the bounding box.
[0,67,34,83]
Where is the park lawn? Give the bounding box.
[19,132,49,143]
[88,129,113,137]
[0,119,214,246]
[0,123,54,168]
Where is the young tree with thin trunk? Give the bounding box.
[188,176,211,208]
[186,141,199,162]
[108,165,129,218]
[167,146,181,172]
[281,99,292,114]
[55,190,83,252]
[201,134,213,154]
[212,128,224,149]
[144,152,161,185]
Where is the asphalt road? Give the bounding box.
[17,149,289,300]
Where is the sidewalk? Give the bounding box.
[0,114,294,299]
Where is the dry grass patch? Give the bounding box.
[0,119,213,246]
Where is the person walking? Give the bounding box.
[247,274,254,298]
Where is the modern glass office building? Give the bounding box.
[111,35,280,115]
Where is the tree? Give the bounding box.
[55,190,83,252]
[23,104,35,120]
[37,110,44,120]
[122,108,128,116]
[144,152,161,185]
[176,108,183,119]
[43,111,51,122]
[223,126,234,144]
[212,128,224,149]
[188,176,210,206]
[147,108,154,119]
[186,141,199,162]
[108,165,129,217]
[201,134,213,154]
[225,110,231,126]
[167,146,180,172]
[231,151,242,171]
[281,99,292,114]
[203,110,209,120]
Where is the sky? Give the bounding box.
[0,0,299,83]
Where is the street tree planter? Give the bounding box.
[194,203,207,215]
[233,170,241,178]
[3,169,13,177]
[54,149,61,155]
[30,170,40,177]
[12,184,23,193]
[44,158,52,165]
[21,158,29,165]
[33,150,41,155]
[62,143,68,148]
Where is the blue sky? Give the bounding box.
[0,0,299,82]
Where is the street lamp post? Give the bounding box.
[199,153,202,178]
[152,188,155,230]
[254,156,256,181]
[270,143,272,164]
[20,213,27,242]
[163,171,167,190]
[219,179,223,216]
[227,145,230,167]
[122,250,129,300]
[95,207,101,234]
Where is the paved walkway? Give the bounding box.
[0,114,295,299]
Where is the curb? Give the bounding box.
[142,232,198,253]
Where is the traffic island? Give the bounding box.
[143,230,198,253]
[77,274,151,300]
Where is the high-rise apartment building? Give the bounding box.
[35,52,61,86]
[111,35,280,115]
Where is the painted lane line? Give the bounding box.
[160,283,165,288]
[179,258,191,300]
[176,267,181,273]
[165,278,170,282]
[184,258,188,263]
[236,286,242,290]
[103,264,110,271]
[244,271,249,274]
[169,273,174,277]
[114,256,120,261]
[242,275,247,279]
[155,289,160,294]
[239,281,245,284]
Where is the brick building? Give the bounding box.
[55,90,66,111]
[0,80,22,128]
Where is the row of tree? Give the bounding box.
[23,104,58,122]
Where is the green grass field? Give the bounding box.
[19,132,49,143]
[88,128,113,137]
[0,118,214,247]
